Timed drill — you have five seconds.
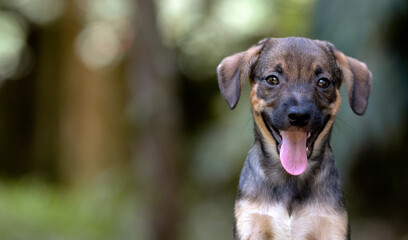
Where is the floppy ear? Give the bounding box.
[334,50,372,115]
[217,40,266,109]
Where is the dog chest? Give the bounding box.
[234,199,348,240]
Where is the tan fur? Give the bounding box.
[240,45,264,83]
[292,203,348,240]
[334,52,354,97]
[235,199,289,240]
[250,84,279,162]
[311,89,341,158]
[235,199,347,240]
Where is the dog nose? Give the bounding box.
[288,106,311,127]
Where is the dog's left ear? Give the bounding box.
[217,39,266,109]
[334,50,372,115]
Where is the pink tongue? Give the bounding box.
[280,131,308,175]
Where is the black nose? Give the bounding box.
[288,106,311,127]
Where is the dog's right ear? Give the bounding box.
[217,40,266,109]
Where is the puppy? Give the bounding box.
[217,37,371,240]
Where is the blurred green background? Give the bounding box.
[0,0,407,239]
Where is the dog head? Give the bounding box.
[217,37,372,176]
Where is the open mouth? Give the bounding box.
[261,113,320,175]
[261,113,318,157]
[268,124,318,158]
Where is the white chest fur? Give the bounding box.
[235,199,348,240]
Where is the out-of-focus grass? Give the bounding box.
[0,173,138,240]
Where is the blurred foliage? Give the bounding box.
[0,0,407,239]
[0,173,138,240]
[74,0,135,68]
[157,0,315,81]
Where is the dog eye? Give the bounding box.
[265,75,280,86]
[317,78,330,88]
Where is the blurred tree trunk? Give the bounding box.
[58,1,128,184]
[31,24,62,180]
[128,0,181,239]
[0,19,61,178]
[0,52,36,177]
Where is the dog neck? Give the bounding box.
[238,127,345,210]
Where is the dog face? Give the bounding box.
[217,37,372,175]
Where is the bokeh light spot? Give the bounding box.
[75,22,122,69]
[0,12,26,82]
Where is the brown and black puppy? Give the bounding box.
[217,37,371,240]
